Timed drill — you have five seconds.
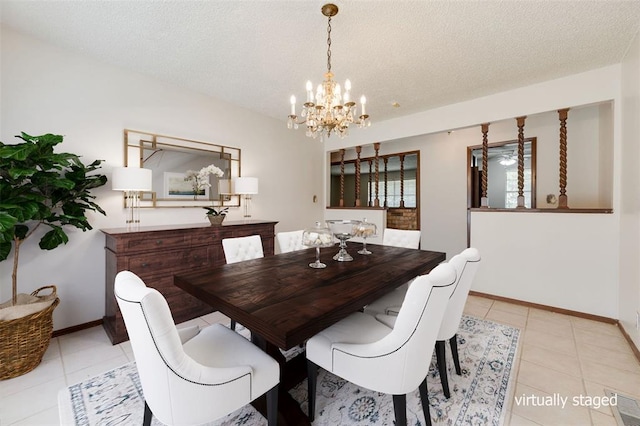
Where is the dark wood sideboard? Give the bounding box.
[101,220,277,344]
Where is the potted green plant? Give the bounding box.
[0,132,107,379]
[203,206,229,225]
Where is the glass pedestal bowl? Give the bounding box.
[302,222,335,268]
[353,218,377,255]
[326,220,362,262]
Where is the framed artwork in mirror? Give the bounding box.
[163,172,209,199]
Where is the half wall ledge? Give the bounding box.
[469,208,612,214]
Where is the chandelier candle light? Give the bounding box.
[287,3,371,140]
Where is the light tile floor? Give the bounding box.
[1,296,639,425]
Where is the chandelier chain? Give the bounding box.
[326,16,332,73]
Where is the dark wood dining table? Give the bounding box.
[174,243,445,425]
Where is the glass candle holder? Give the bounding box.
[302,222,335,268]
[353,218,377,255]
[326,219,362,261]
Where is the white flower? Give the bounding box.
[184,164,225,193]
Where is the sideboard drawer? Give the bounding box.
[124,233,191,253]
[191,230,220,246]
[128,247,210,275]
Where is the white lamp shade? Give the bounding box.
[233,177,258,195]
[112,167,152,191]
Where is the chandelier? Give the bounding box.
[287,3,371,140]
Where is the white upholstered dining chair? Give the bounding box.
[275,229,305,253]
[114,270,279,426]
[305,263,457,426]
[373,228,422,296]
[222,234,264,264]
[382,228,421,249]
[365,248,481,398]
[222,234,265,330]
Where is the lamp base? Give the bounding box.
[125,191,142,229]
[242,195,253,218]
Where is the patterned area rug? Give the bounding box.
[58,316,519,425]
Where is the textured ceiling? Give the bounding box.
[2,1,639,124]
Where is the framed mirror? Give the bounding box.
[125,129,241,208]
[468,138,537,208]
[329,150,419,208]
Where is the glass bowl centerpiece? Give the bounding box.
[302,222,335,268]
[326,219,362,262]
[353,218,377,255]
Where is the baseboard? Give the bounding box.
[469,290,617,323]
[52,319,103,338]
[469,290,640,364]
[617,322,640,366]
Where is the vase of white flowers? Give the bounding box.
[184,164,225,200]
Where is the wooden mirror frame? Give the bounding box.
[467,137,537,209]
[124,129,241,208]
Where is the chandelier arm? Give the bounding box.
[287,115,309,125]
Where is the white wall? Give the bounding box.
[619,30,640,348]
[471,211,618,317]
[0,27,325,330]
[323,67,622,319]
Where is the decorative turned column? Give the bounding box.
[516,116,527,208]
[383,157,389,208]
[339,149,345,207]
[481,123,490,208]
[367,159,373,207]
[373,143,380,207]
[355,145,362,207]
[558,108,570,209]
[399,154,405,208]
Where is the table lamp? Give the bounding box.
[112,167,152,226]
[234,177,258,218]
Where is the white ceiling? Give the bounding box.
[2,1,639,124]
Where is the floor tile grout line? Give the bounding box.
[517,346,585,380]
[570,318,596,426]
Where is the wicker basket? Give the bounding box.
[0,286,59,380]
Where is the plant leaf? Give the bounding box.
[0,241,11,261]
[14,224,29,240]
[39,227,68,250]
[0,143,34,161]
[0,211,18,232]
